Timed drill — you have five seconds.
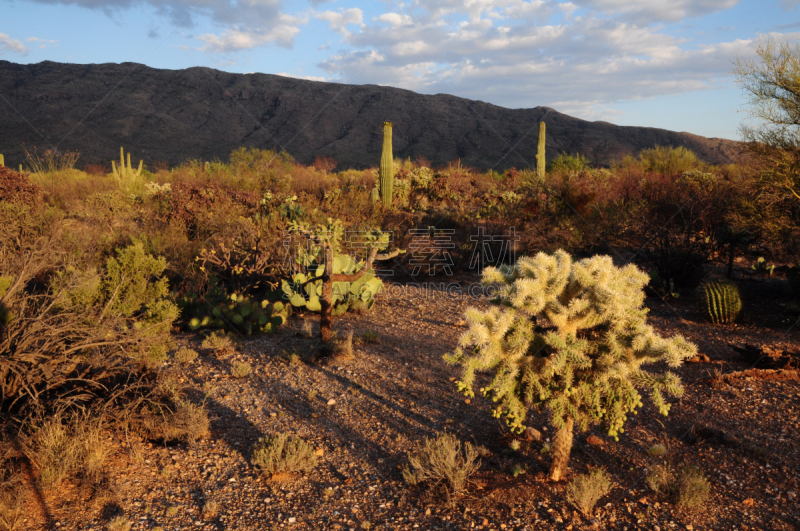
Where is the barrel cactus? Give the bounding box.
[698,279,742,324]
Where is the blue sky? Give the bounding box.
[1,0,798,140]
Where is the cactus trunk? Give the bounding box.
[380,122,394,206]
[537,121,546,180]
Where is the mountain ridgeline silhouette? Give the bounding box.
[0,60,739,171]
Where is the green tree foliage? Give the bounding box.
[735,36,800,203]
[639,145,700,175]
[548,152,589,174]
[446,250,697,480]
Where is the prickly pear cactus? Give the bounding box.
[189,293,290,335]
[698,279,742,324]
[281,253,383,315]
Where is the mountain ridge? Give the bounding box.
[0,60,740,170]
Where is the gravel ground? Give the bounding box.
[14,277,800,531]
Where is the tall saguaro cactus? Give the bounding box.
[380,122,394,206]
[536,121,546,180]
[112,146,143,183]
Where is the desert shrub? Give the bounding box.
[174,348,199,364]
[202,500,220,519]
[639,145,700,175]
[549,152,590,174]
[568,468,613,515]
[647,443,668,457]
[646,464,710,510]
[446,250,697,480]
[0,166,42,207]
[20,414,108,490]
[630,169,743,288]
[0,485,23,531]
[137,401,209,443]
[1,241,179,414]
[251,433,317,477]
[106,516,132,531]
[23,146,79,174]
[160,182,258,240]
[675,466,711,510]
[402,433,480,495]
[201,331,236,354]
[360,330,380,344]
[231,362,252,379]
[228,147,294,193]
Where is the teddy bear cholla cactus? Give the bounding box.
[446,250,697,481]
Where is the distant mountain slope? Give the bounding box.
[0,60,740,170]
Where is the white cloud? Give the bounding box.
[197,17,302,52]
[0,33,28,55]
[315,8,364,35]
[276,72,328,81]
[23,0,306,50]
[572,0,741,23]
[317,0,762,120]
[26,36,59,49]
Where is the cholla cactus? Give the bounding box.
[446,250,697,481]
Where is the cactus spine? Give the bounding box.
[699,279,742,324]
[112,146,143,183]
[380,122,394,206]
[536,121,546,180]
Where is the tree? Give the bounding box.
[734,36,800,202]
[446,250,697,481]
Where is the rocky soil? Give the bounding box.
[11,276,800,531]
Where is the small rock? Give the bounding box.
[465,399,471,404]
[315,448,324,456]
[327,399,336,406]
[788,491,797,499]
[525,427,542,441]
[742,498,754,506]
[288,516,296,523]
[425,509,431,515]
[587,435,605,446]
[228,477,237,482]
[686,525,694,530]
[638,497,648,504]
[482,518,489,526]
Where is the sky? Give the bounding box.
[1,0,798,140]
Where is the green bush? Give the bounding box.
[639,145,700,175]
[548,152,590,174]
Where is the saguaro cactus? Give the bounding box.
[380,122,394,206]
[536,121,546,180]
[112,146,143,183]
